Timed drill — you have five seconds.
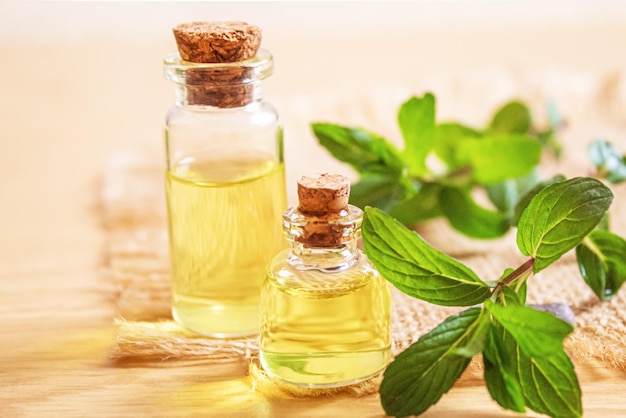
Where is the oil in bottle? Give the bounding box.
[163,21,286,337]
[260,173,392,387]
[167,154,286,337]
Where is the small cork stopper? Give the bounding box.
[171,21,263,108]
[296,174,352,247]
[172,21,262,63]
[297,174,350,217]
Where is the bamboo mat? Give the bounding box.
[101,74,626,378]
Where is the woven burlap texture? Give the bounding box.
[102,74,626,390]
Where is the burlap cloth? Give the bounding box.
[102,70,626,395]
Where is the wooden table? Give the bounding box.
[2,3,625,416]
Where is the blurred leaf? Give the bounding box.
[439,187,510,239]
[389,183,442,227]
[511,174,567,226]
[433,122,482,169]
[589,139,626,184]
[312,123,405,174]
[350,174,414,213]
[489,101,532,134]
[486,169,540,215]
[398,94,436,176]
[457,135,541,184]
[576,230,626,300]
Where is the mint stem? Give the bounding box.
[501,258,534,286]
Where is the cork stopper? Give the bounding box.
[171,21,264,108]
[172,21,262,63]
[295,174,353,247]
[297,174,350,217]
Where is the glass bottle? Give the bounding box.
[260,174,392,388]
[163,22,287,337]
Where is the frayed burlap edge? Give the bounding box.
[102,72,626,382]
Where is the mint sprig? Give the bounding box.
[362,176,613,417]
[313,93,626,300]
[312,93,553,239]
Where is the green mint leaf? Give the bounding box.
[457,135,542,184]
[362,207,491,306]
[439,187,510,239]
[453,308,491,358]
[485,301,573,357]
[311,123,405,174]
[350,173,415,213]
[398,93,436,176]
[500,284,527,306]
[486,169,539,215]
[380,308,488,417]
[596,213,610,231]
[433,122,482,169]
[516,177,613,273]
[589,139,626,184]
[512,174,567,227]
[389,183,442,227]
[489,101,532,134]
[518,349,582,417]
[576,230,626,300]
[487,323,582,417]
[483,325,526,413]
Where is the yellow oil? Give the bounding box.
[260,253,392,387]
[166,155,287,337]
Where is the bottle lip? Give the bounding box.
[163,48,273,86]
[284,205,364,227]
[283,205,363,247]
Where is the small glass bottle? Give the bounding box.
[163,22,287,337]
[260,174,392,387]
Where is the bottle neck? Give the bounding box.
[287,240,360,273]
[164,49,273,109]
[283,205,364,272]
[173,81,263,108]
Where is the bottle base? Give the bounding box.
[172,302,259,338]
[259,349,391,388]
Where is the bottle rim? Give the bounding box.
[163,48,273,86]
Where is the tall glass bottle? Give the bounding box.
[163,22,287,337]
[260,174,392,387]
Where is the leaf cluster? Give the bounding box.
[575,139,626,300]
[362,177,614,417]
[313,92,626,305]
[312,94,561,239]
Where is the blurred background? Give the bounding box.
[1,1,625,247]
[2,4,625,415]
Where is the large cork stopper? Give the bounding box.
[171,21,263,108]
[296,174,351,246]
[173,21,262,63]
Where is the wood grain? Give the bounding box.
[2,6,626,416]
